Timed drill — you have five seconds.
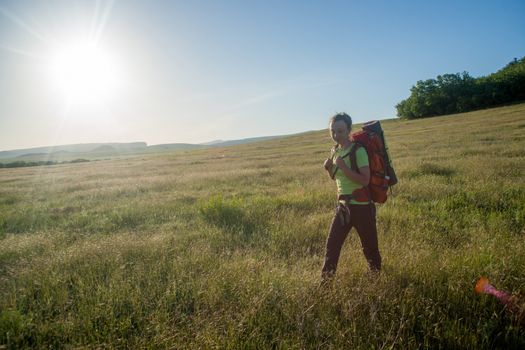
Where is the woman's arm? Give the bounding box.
[323,158,334,178]
[335,156,370,186]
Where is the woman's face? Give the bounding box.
[330,120,350,145]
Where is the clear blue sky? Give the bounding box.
[0,0,524,151]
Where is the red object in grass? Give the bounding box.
[475,276,513,309]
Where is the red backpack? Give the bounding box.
[348,121,397,203]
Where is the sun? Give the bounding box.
[48,42,120,105]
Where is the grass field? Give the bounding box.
[1,103,524,349]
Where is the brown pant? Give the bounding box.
[321,202,381,277]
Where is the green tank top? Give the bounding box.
[330,144,369,205]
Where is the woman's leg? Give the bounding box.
[351,203,382,272]
[321,209,352,278]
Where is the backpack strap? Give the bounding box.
[348,142,361,173]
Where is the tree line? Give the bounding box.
[396,57,525,119]
[0,159,89,169]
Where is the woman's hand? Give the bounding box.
[323,158,333,170]
[335,156,346,169]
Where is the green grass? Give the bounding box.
[1,103,524,348]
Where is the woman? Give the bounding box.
[321,112,381,280]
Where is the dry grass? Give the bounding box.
[1,103,524,348]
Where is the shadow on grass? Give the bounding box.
[198,195,259,238]
[197,192,332,246]
[444,189,525,235]
[405,162,456,178]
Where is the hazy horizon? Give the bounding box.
[1,0,524,151]
[0,130,298,153]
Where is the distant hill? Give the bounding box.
[0,142,148,160]
[199,140,224,146]
[148,136,284,151]
[206,135,283,147]
[92,145,117,152]
[0,135,291,162]
[147,143,206,152]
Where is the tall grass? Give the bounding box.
[1,104,524,348]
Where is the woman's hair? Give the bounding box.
[329,112,352,131]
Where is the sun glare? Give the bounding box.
[48,42,120,105]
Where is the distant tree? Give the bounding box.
[397,57,525,119]
[0,159,89,169]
